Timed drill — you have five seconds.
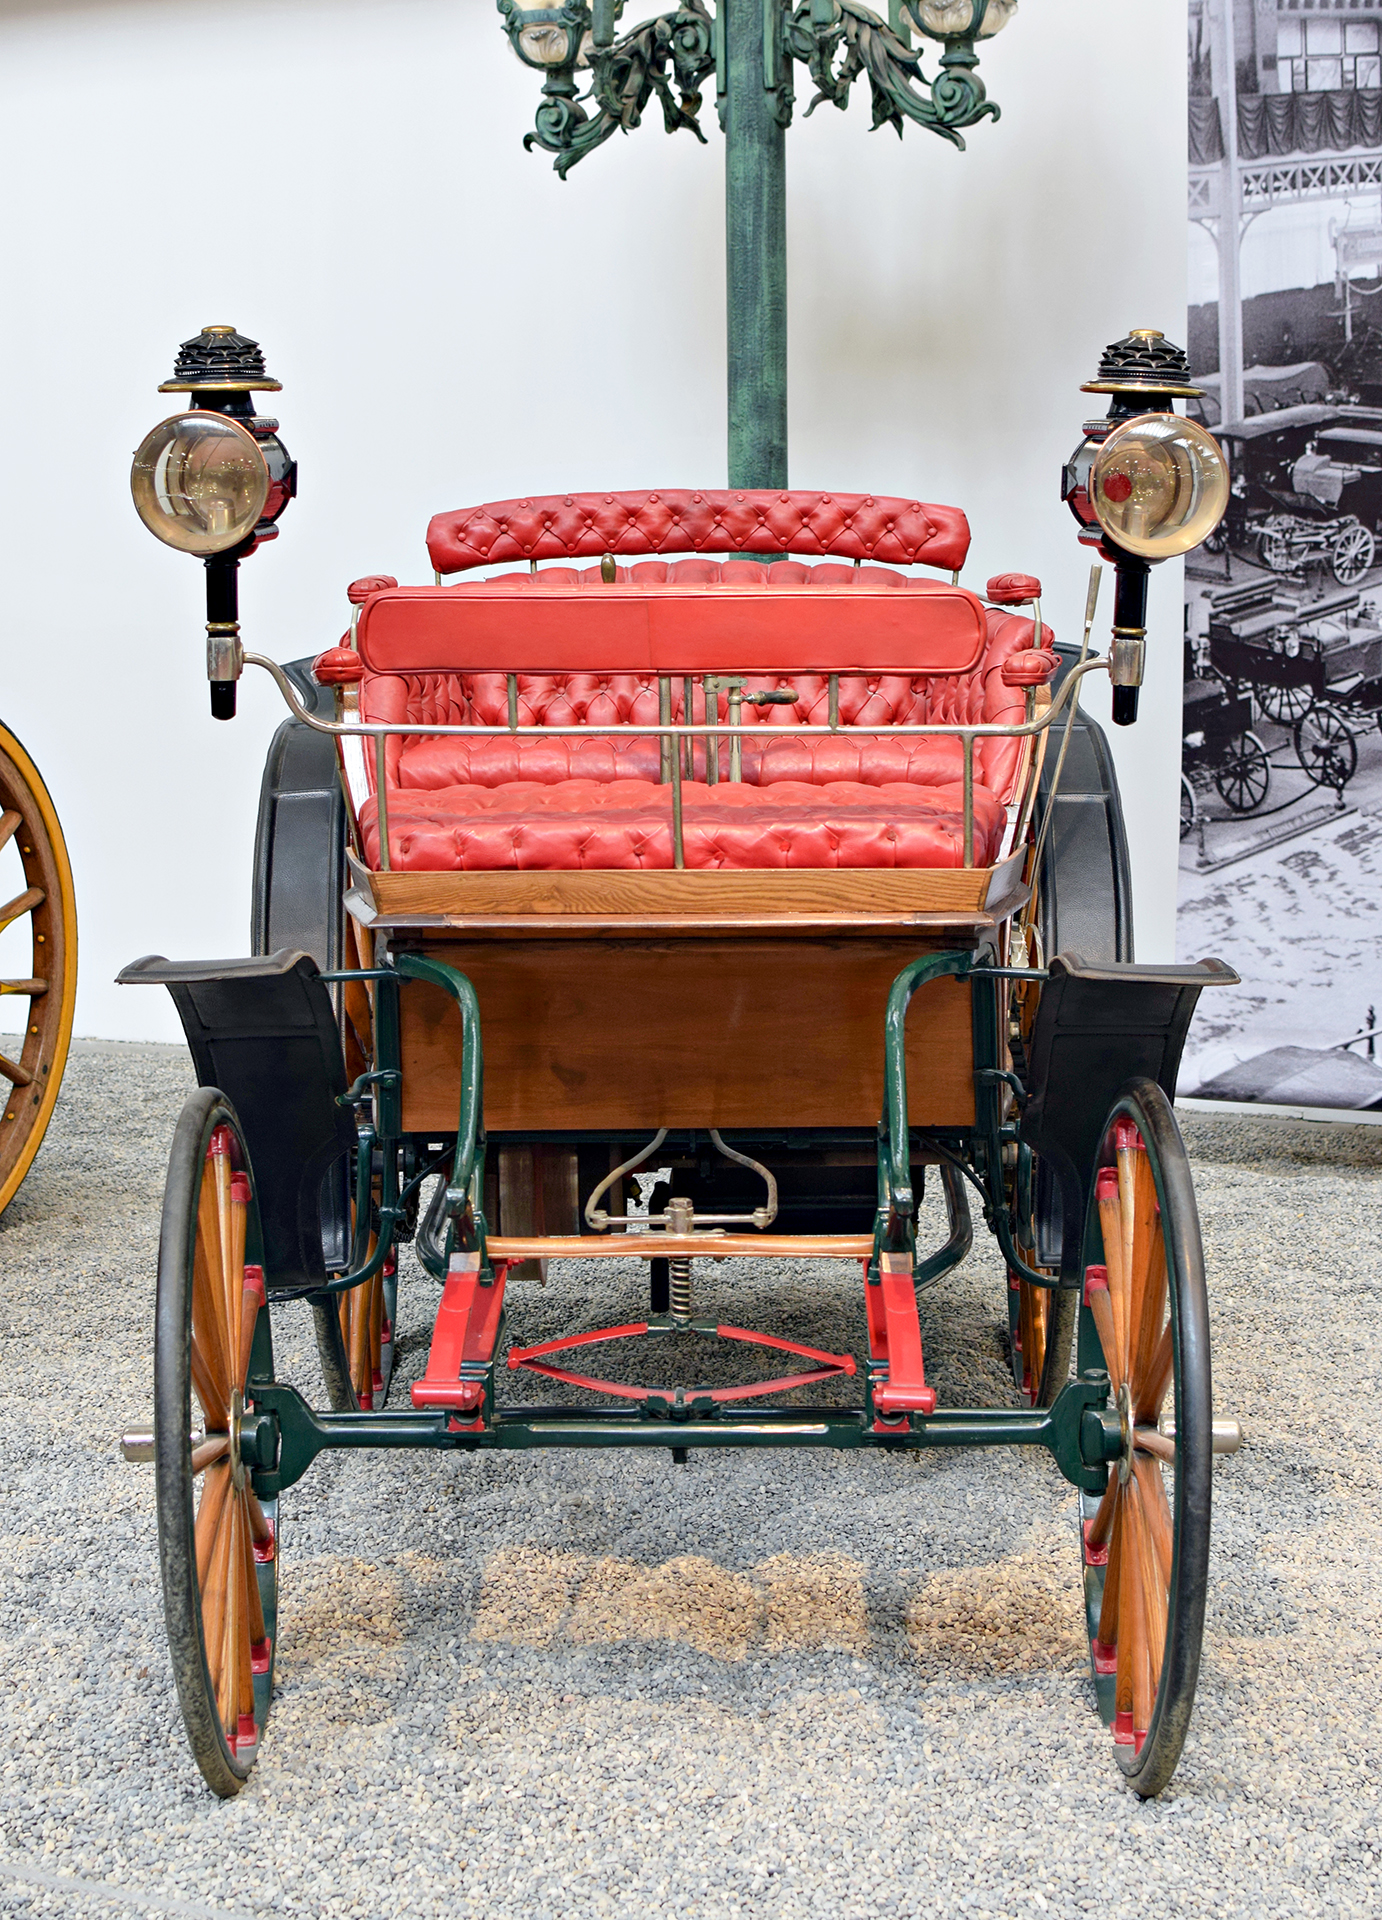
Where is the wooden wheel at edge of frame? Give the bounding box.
[0,723,77,1217]
[155,1086,278,1797]
[314,914,398,1412]
[1077,1078,1212,1798]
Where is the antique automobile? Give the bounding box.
[1211,403,1382,585]
[0,725,77,1216]
[119,324,1241,1802]
[1206,577,1382,793]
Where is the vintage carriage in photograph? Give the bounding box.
[1179,665,1272,837]
[1206,577,1382,795]
[116,322,1244,1803]
[1211,403,1382,585]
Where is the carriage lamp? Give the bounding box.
[1063,330,1228,725]
[130,327,296,720]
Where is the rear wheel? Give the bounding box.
[0,725,77,1217]
[1294,703,1358,792]
[155,1088,278,1797]
[1179,774,1196,842]
[1332,520,1375,585]
[1077,1081,1211,1798]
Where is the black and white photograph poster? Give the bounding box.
[1183,0,1382,1109]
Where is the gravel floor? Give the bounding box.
[1,1039,1379,1920]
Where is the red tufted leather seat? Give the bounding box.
[347,534,1048,875]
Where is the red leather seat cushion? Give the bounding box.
[360,778,1005,872]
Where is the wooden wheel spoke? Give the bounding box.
[1130,1218,1168,1407]
[0,885,43,934]
[220,1496,244,1735]
[1098,1486,1125,1648]
[1086,1469,1118,1551]
[1097,1168,1128,1376]
[201,1480,237,1725]
[194,1462,233,1590]
[1128,1475,1168,1698]
[238,1490,267,1650]
[1135,1320,1174,1425]
[231,1498,255,1727]
[1133,1425,1175,1464]
[0,1049,34,1088]
[190,1435,230,1475]
[191,1228,232,1427]
[0,808,20,854]
[1133,1453,1174,1590]
[1122,1134,1158,1390]
[0,978,47,997]
[245,1485,274,1549]
[238,1267,265,1391]
[1114,1488,1138,1734]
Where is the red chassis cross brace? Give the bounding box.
[411,1252,509,1412]
[866,1252,937,1425]
[505,1321,856,1408]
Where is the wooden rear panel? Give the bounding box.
[397,935,975,1133]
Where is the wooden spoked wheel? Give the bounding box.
[155,1087,278,1797]
[1078,1080,1212,1798]
[0,724,77,1217]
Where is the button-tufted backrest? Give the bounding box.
[426,490,970,577]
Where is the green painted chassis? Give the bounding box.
[235,945,1125,1503]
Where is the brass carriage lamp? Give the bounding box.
[130,327,296,720]
[1062,330,1228,724]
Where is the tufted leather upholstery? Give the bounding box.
[360,779,1006,872]
[1000,648,1059,689]
[346,531,1047,874]
[986,573,1042,606]
[360,599,1043,800]
[426,490,970,577]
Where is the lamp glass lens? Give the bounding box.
[130,413,270,556]
[1090,413,1230,559]
[911,0,1015,37]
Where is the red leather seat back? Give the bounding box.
[355,572,988,679]
[426,490,971,577]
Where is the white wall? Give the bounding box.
[0,0,1187,1043]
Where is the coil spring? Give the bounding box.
[669,1254,693,1319]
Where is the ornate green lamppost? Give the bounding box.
[497,0,1017,488]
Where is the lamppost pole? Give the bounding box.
[723,0,788,487]
[498,1,1012,490]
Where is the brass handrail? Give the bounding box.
[246,653,1110,872]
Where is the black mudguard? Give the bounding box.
[1020,954,1238,1288]
[250,659,348,972]
[1034,644,1134,966]
[117,950,356,1293]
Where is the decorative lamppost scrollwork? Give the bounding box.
[497,1,716,176]
[495,0,1019,487]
